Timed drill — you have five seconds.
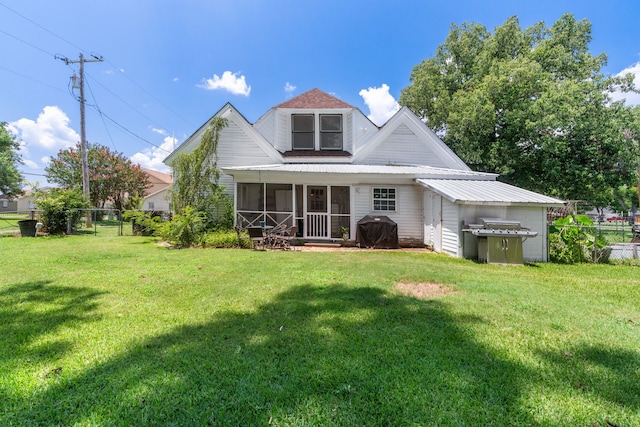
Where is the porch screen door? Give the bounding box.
[306,186,328,238]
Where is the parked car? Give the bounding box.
[607,216,623,222]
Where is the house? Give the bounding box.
[164,88,564,261]
[0,194,17,212]
[141,168,172,212]
[16,190,37,212]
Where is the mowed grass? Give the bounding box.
[1,236,639,426]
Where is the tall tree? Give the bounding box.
[169,117,231,229]
[46,142,150,210]
[400,14,640,207]
[0,122,23,197]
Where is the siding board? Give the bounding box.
[352,184,423,240]
[441,199,460,257]
[360,124,450,168]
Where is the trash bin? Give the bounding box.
[18,219,38,237]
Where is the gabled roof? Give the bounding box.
[416,179,565,206]
[353,106,470,170]
[275,88,354,109]
[163,102,282,165]
[141,168,172,184]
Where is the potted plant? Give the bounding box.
[340,226,350,241]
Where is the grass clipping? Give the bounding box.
[395,282,456,300]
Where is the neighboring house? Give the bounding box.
[0,194,17,212]
[141,168,172,212]
[16,190,37,212]
[164,88,564,261]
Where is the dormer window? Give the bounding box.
[291,114,343,151]
[320,114,342,150]
[292,114,314,150]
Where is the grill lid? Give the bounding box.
[463,218,538,238]
[480,218,522,229]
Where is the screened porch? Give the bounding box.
[235,183,350,240]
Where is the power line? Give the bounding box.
[2,2,179,157]
[92,109,172,154]
[104,59,196,128]
[0,28,56,57]
[85,76,118,152]
[0,1,88,55]
[85,71,169,131]
[0,66,66,94]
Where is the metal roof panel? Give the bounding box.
[416,179,565,206]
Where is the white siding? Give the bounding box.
[144,190,171,212]
[459,205,548,262]
[351,111,377,152]
[273,110,290,152]
[352,184,423,241]
[217,121,279,197]
[344,111,353,153]
[359,124,450,167]
[441,199,461,257]
[254,110,275,144]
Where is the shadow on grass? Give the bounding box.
[540,344,640,411]
[0,281,105,365]
[6,284,543,425]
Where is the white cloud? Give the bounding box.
[172,77,179,82]
[129,135,176,173]
[22,159,39,169]
[8,106,79,170]
[358,84,400,126]
[9,106,79,151]
[198,71,251,96]
[612,62,640,106]
[284,82,296,97]
[150,127,167,135]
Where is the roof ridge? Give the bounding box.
[275,88,354,109]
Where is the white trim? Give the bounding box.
[372,186,397,213]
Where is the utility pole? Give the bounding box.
[57,53,103,226]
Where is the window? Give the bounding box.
[148,202,155,210]
[372,188,396,211]
[292,114,314,150]
[320,114,342,150]
[292,114,343,151]
[1,200,7,208]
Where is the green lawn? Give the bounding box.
[1,236,639,426]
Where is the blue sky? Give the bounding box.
[2,0,640,186]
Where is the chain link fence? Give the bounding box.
[548,222,640,264]
[0,209,135,237]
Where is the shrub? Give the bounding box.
[123,210,163,236]
[35,188,91,234]
[156,206,205,248]
[202,230,251,248]
[549,215,608,263]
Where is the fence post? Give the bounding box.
[66,210,73,235]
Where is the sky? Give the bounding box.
[2,0,640,187]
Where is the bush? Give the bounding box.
[156,206,205,248]
[202,230,251,248]
[123,210,163,236]
[549,215,608,264]
[198,191,234,232]
[35,188,91,234]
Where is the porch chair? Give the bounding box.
[246,226,266,250]
[266,224,289,249]
[284,225,297,250]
